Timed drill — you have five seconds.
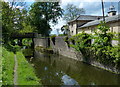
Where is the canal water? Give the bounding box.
[26,50,120,85]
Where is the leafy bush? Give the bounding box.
[58,34,67,36]
[50,35,56,39]
[4,41,21,54]
[64,36,69,42]
[22,38,32,47]
[70,32,91,51]
[70,21,120,67]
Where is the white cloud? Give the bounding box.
[79,3,84,8]
[52,0,119,34]
[16,6,24,9]
[50,18,66,30]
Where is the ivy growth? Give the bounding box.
[69,32,91,52]
[70,21,120,68]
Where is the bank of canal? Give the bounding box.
[26,50,120,85]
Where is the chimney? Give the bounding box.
[108,5,117,17]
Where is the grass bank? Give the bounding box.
[2,47,42,85]
[0,46,2,87]
[16,51,41,85]
[2,47,14,85]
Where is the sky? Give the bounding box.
[51,0,119,35]
[4,0,120,35]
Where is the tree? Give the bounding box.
[2,1,14,43]
[29,2,63,36]
[2,1,34,53]
[61,25,69,35]
[63,4,85,22]
[9,0,26,9]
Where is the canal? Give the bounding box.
[26,50,120,85]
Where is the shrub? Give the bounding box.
[58,34,67,36]
[50,35,56,39]
[70,32,91,51]
[70,22,120,67]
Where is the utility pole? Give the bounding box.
[101,0,105,21]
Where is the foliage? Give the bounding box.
[63,3,85,22]
[91,22,115,64]
[61,25,69,35]
[92,21,113,47]
[35,46,53,53]
[2,1,15,44]
[19,22,35,34]
[64,36,70,48]
[70,22,120,68]
[9,1,26,9]
[22,48,33,57]
[2,1,30,43]
[64,36,69,42]
[109,45,120,63]
[0,47,2,86]
[3,40,21,54]
[2,1,34,53]
[70,32,91,51]
[29,2,63,36]
[50,35,56,45]
[2,47,14,85]
[112,32,120,41]
[58,34,67,36]
[50,34,56,39]
[22,38,32,47]
[17,51,41,85]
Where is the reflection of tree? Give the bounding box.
[52,60,56,67]
[30,51,120,85]
[66,65,71,73]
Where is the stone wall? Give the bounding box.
[34,36,120,74]
[50,36,83,61]
[34,38,49,48]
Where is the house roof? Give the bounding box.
[68,15,103,23]
[79,14,120,29]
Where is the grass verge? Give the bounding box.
[16,51,41,85]
[0,46,2,87]
[2,47,14,85]
[2,47,42,85]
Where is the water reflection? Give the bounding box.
[62,75,79,85]
[27,50,120,85]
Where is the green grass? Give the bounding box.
[2,47,42,85]
[2,47,15,85]
[16,51,41,85]
[0,46,2,87]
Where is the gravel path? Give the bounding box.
[14,54,18,86]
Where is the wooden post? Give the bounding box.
[101,0,105,21]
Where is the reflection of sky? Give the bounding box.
[61,75,79,85]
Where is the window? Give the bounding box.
[72,31,73,33]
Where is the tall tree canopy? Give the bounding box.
[63,4,85,22]
[2,1,35,53]
[2,1,34,43]
[2,1,14,43]
[29,2,63,36]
